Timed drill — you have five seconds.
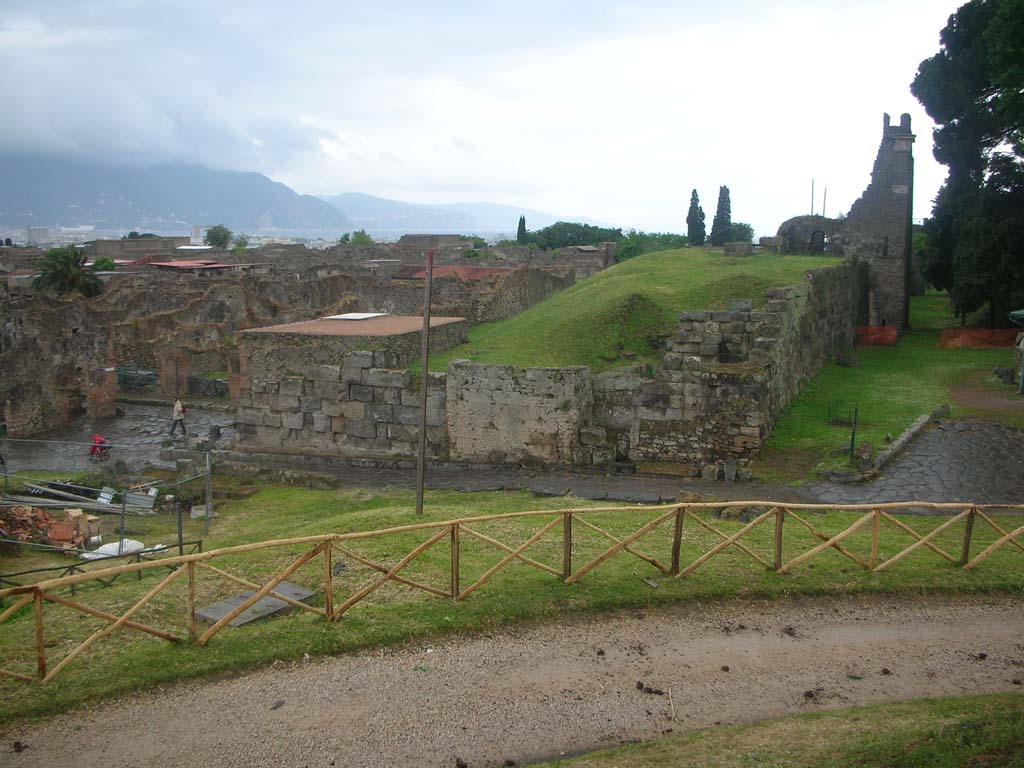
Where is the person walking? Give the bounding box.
[170,397,187,436]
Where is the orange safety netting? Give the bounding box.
[938,328,1022,349]
[856,326,899,346]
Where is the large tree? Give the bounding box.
[516,215,527,244]
[32,246,103,297]
[709,186,732,246]
[911,0,1024,323]
[204,224,233,249]
[685,190,706,245]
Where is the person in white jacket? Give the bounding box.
[170,398,187,436]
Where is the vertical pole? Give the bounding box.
[869,508,881,569]
[811,178,815,216]
[450,524,460,599]
[204,452,213,535]
[774,507,785,571]
[323,540,334,620]
[670,507,684,575]
[119,488,127,555]
[849,405,858,461]
[960,507,977,567]
[822,187,828,219]
[562,512,573,581]
[177,501,184,556]
[33,589,46,680]
[187,561,196,640]
[415,250,434,517]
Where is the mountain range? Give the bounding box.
[0,156,572,237]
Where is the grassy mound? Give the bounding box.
[429,249,839,372]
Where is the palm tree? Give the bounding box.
[32,246,103,297]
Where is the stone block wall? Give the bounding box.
[236,350,449,459]
[617,262,863,475]
[446,362,596,465]
[229,263,864,474]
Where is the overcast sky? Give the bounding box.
[0,0,961,236]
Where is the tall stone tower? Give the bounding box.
[842,113,915,332]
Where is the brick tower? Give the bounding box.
[842,113,915,332]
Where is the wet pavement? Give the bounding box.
[805,421,1024,508]
[2,405,1021,511]
[1,404,235,474]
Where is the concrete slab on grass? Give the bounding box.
[195,581,315,627]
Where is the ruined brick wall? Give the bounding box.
[604,262,864,476]
[236,351,449,459]
[835,113,915,331]
[445,362,594,465]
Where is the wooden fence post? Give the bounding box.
[562,512,573,581]
[450,524,460,599]
[323,540,334,620]
[187,561,196,640]
[960,507,976,567]
[869,509,881,569]
[33,589,45,680]
[774,507,785,571]
[671,507,684,575]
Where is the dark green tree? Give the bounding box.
[32,246,103,297]
[516,215,527,244]
[204,225,233,249]
[730,222,754,243]
[709,186,732,246]
[685,190,706,245]
[911,0,1024,322]
[350,229,374,245]
[92,257,117,271]
[338,233,351,244]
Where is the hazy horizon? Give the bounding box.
[0,1,962,237]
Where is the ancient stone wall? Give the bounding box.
[445,362,594,465]
[830,113,914,331]
[618,262,864,475]
[235,350,449,459]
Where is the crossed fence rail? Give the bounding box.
[1,500,1022,685]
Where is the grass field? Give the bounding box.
[429,249,838,372]
[755,292,1022,482]
[2,483,1022,721]
[539,693,1024,767]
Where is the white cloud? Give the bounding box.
[0,0,962,235]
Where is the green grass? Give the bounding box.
[754,288,1023,482]
[908,289,988,331]
[538,693,1024,767]
[2,484,1022,721]
[429,249,838,372]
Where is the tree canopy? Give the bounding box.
[686,189,706,246]
[911,0,1024,323]
[32,246,103,297]
[516,215,527,244]
[709,186,733,246]
[350,229,374,245]
[204,224,232,249]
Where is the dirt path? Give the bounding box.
[4,595,1023,768]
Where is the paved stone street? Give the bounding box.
[805,421,1024,508]
[3,404,1021,510]
[1,403,235,474]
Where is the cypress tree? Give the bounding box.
[516,215,527,244]
[710,186,732,246]
[685,189,706,246]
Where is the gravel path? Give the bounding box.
[4,594,1022,768]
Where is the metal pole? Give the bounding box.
[204,451,213,535]
[415,250,434,516]
[822,187,828,219]
[177,498,184,556]
[119,488,127,555]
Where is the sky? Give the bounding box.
[0,0,963,237]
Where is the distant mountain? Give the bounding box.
[0,156,350,233]
[321,192,570,235]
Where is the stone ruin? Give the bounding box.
[776,112,916,335]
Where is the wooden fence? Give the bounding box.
[1,500,1022,684]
